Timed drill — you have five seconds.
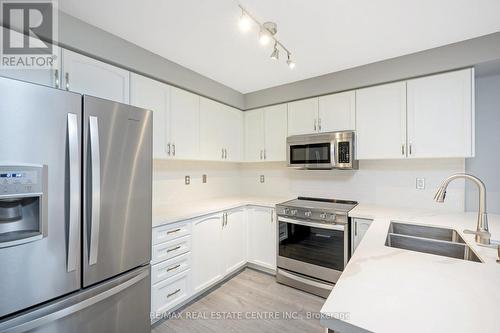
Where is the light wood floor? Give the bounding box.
[152,268,325,333]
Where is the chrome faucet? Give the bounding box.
[434,173,490,245]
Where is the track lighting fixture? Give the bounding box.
[238,4,295,69]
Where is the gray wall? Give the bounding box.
[465,73,500,214]
[57,13,246,110]
[244,31,500,110]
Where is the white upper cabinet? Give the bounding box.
[200,98,243,162]
[264,104,288,161]
[62,49,130,103]
[0,27,61,88]
[356,82,407,159]
[130,73,170,159]
[318,91,356,132]
[244,109,265,162]
[244,104,287,162]
[222,209,247,275]
[407,68,474,158]
[287,98,318,136]
[170,87,200,160]
[222,105,244,162]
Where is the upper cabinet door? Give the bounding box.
[0,27,61,88]
[318,91,356,132]
[244,109,265,162]
[407,69,474,158]
[170,87,200,160]
[222,105,244,162]
[130,73,170,159]
[356,82,407,159]
[287,97,319,136]
[264,104,287,161]
[200,97,224,161]
[62,49,130,104]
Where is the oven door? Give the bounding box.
[277,216,348,283]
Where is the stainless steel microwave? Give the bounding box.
[286,131,358,170]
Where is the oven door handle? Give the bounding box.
[277,216,345,231]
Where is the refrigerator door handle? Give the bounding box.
[88,116,101,266]
[67,114,79,272]
[0,267,149,333]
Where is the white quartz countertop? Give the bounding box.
[320,204,500,333]
[152,196,291,227]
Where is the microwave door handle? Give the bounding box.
[67,114,79,272]
[331,141,337,167]
[88,116,101,266]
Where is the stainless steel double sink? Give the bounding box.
[385,222,482,263]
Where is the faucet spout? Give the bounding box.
[434,173,490,245]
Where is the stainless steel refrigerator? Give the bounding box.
[0,77,152,332]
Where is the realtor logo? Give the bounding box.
[0,0,58,69]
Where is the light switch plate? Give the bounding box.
[202,174,207,183]
[416,178,425,190]
[260,175,265,183]
[185,176,190,185]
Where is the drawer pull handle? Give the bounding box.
[167,264,181,272]
[167,289,181,298]
[167,246,181,253]
[167,228,181,235]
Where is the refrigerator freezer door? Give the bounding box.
[83,96,152,287]
[0,265,151,333]
[0,77,82,318]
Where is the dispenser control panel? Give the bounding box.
[0,166,44,195]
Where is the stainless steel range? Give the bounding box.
[275,197,358,298]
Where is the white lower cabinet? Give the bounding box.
[223,208,247,275]
[351,218,373,253]
[191,213,224,294]
[247,206,276,271]
[151,221,193,321]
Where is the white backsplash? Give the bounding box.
[154,158,466,212]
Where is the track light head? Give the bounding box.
[238,11,251,32]
[259,28,271,45]
[287,53,296,69]
[270,43,279,60]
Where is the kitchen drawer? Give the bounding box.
[151,252,191,284]
[153,221,191,245]
[152,269,191,315]
[152,235,191,264]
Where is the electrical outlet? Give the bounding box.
[185,176,190,185]
[416,178,425,190]
[260,175,265,183]
[202,174,207,183]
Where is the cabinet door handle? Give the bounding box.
[263,149,266,160]
[65,72,70,90]
[354,221,358,236]
[167,289,181,298]
[54,69,59,89]
[409,143,413,155]
[260,150,263,160]
[401,144,405,156]
[314,119,317,131]
[166,264,181,272]
[167,143,171,156]
[221,148,224,159]
[166,245,181,253]
[318,118,322,131]
[224,148,228,160]
[166,228,181,235]
[172,144,176,157]
[271,210,274,223]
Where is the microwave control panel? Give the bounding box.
[337,141,351,164]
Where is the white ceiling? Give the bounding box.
[60,0,500,94]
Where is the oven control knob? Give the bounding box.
[283,208,290,215]
[330,214,336,221]
[305,211,312,217]
[290,209,297,216]
[320,212,327,219]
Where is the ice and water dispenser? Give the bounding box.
[0,165,47,248]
